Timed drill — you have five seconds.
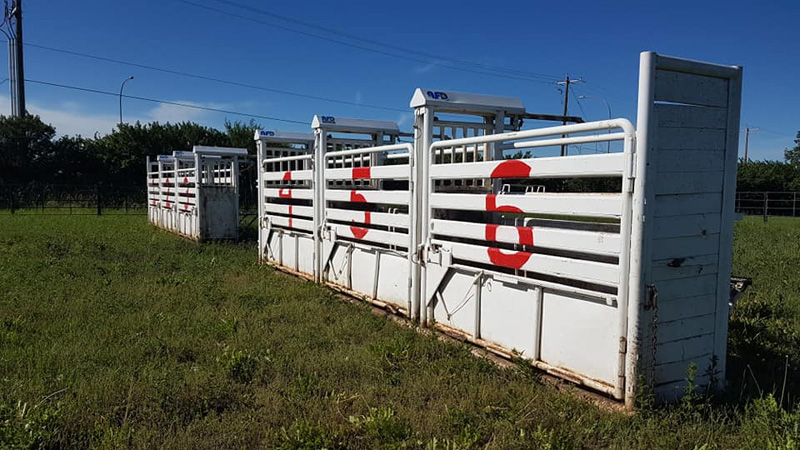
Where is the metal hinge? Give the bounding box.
[626,152,637,193]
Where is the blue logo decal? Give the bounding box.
[260,130,275,137]
[321,116,336,124]
[426,91,449,100]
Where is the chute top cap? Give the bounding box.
[409,88,525,115]
[255,130,315,144]
[192,145,248,157]
[311,115,400,135]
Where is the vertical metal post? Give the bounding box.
[410,112,423,323]
[763,192,768,222]
[560,75,571,156]
[421,107,433,326]
[625,51,657,409]
[157,159,164,226]
[613,130,637,401]
[7,0,25,116]
[744,127,750,162]
[8,38,16,116]
[256,137,265,262]
[406,143,417,315]
[96,184,102,216]
[474,272,482,339]
[174,160,179,226]
[313,129,326,283]
[12,0,24,115]
[533,287,544,360]
[193,154,200,230]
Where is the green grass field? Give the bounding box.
[1,215,800,449]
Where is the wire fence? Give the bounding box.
[736,192,800,218]
[0,184,148,215]
[3,184,795,219]
[0,181,259,217]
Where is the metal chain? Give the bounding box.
[646,284,659,384]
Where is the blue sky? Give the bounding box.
[4,0,798,160]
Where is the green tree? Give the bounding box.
[737,160,800,192]
[785,131,800,166]
[0,115,56,184]
[93,121,228,185]
[224,119,261,155]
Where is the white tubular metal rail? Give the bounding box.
[146,146,245,240]
[423,119,636,399]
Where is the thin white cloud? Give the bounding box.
[414,62,438,74]
[0,94,131,137]
[0,95,241,137]
[146,100,231,124]
[396,112,413,129]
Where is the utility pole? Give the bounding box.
[556,75,584,156]
[743,127,759,162]
[4,0,25,116]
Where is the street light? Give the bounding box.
[578,95,612,152]
[119,75,134,125]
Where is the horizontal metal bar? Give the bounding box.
[431,219,621,256]
[262,154,314,164]
[325,165,409,181]
[325,189,409,205]
[429,119,635,150]
[433,238,619,286]
[327,208,409,228]
[511,132,627,150]
[262,170,313,181]
[430,192,623,218]
[430,153,624,180]
[325,143,413,159]
[333,225,408,247]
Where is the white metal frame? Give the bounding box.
[250,52,743,408]
[146,146,245,240]
[256,130,316,277]
[422,119,636,399]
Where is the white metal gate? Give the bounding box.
[146,146,245,240]
[256,131,316,278]
[421,120,635,398]
[320,142,415,311]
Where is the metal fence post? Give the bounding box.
[96,185,102,216]
[794,192,797,217]
[763,192,768,222]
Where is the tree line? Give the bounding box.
[1,114,799,192]
[0,114,259,187]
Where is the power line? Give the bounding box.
[570,88,589,121]
[26,78,308,125]
[0,77,8,85]
[207,0,562,82]
[180,0,559,85]
[22,41,408,113]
